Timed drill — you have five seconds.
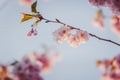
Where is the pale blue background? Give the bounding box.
[0,0,120,80]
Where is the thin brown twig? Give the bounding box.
[89,33,120,46]
[42,18,120,47]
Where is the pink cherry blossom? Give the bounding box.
[53,25,89,48]
[77,30,89,43]
[92,9,105,29]
[97,60,111,71]
[111,16,120,36]
[36,53,52,73]
[27,28,38,38]
[101,73,114,80]
[93,17,105,29]
[36,53,60,73]
[112,54,120,71]
[53,25,70,44]
[68,34,81,48]
[67,30,89,48]
[27,32,32,38]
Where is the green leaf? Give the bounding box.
[31,1,37,14]
[32,20,40,27]
[21,13,33,22]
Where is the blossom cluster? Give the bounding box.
[0,49,61,80]
[13,55,43,80]
[88,0,120,16]
[53,25,89,48]
[92,9,120,37]
[12,51,61,80]
[97,54,120,80]
[27,28,38,38]
[21,1,120,48]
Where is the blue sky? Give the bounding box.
[0,0,120,80]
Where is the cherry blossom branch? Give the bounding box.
[42,18,120,46]
[89,33,120,46]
